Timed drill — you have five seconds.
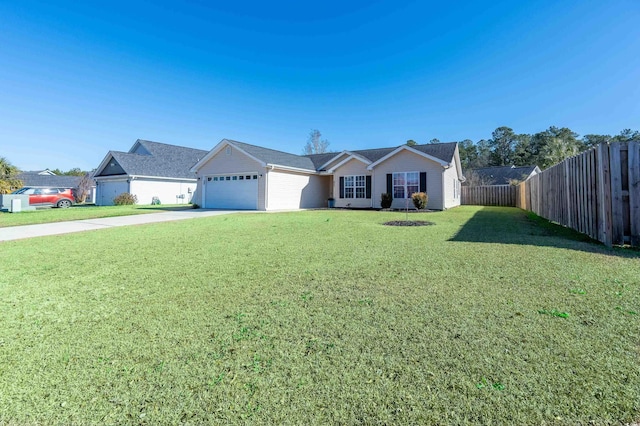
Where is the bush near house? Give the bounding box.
[113,192,138,205]
[411,192,428,209]
[380,193,392,209]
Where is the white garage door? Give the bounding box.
[204,174,258,209]
[98,180,129,206]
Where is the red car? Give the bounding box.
[11,187,75,208]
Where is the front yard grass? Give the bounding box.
[0,204,192,228]
[0,206,638,424]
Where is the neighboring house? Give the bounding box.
[191,140,465,211]
[16,169,96,203]
[94,140,208,206]
[466,165,541,186]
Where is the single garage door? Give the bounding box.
[98,180,129,206]
[204,174,258,209]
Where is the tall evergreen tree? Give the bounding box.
[488,126,517,166]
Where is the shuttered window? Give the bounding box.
[342,175,370,199]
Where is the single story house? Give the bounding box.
[16,169,96,203]
[94,139,208,206]
[466,165,541,186]
[191,139,465,210]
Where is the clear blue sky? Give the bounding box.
[1,0,638,171]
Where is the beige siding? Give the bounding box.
[195,145,267,210]
[266,170,329,210]
[372,150,445,210]
[333,158,373,208]
[129,179,196,205]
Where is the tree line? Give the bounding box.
[449,126,639,171]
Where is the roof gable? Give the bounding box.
[366,144,451,170]
[326,152,372,173]
[95,140,208,179]
[192,139,318,173]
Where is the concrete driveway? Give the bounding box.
[0,209,241,242]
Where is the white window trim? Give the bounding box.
[343,175,367,199]
[393,171,420,199]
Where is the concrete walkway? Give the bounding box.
[0,209,240,242]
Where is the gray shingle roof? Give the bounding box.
[228,140,318,171]
[470,165,539,185]
[227,141,457,171]
[304,152,342,170]
[16,171,84,188]
[97,140,209,179]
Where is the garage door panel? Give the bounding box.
[205,175,258,210]
[98,181,129,206]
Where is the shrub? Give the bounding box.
[113,192,138,206]
[380,193,393,209]
[191,203,200,209]
[411,192,428,210]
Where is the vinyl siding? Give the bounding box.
[442,161,462,209]
[333,158,372,208]
[129,179,196,205]
[195,145,266,210]
[372,150,445,210]
[266,170,329,210]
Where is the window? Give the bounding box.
[232,176,238,181]
[213,177,218,181]
[239,176,244,180]
[342,175,366,198]
[225,176,230,181]
[393,172,419,198]
[246,175,251,180]
[253,175,258,179]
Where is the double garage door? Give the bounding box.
[204,174,258,210]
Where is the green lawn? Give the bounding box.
[0,204,193,227]
[1,206,638,424]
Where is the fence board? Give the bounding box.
[461,185,517,207]
[629,142,640,247]
[610,143,624,245]
[597,144,613,246]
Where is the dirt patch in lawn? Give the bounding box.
[383,220,435,227]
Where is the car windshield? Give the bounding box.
[12,188,29,194]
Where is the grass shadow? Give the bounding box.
[448,206,639,258]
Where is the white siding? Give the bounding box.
[372,150,445,210]
[129,179,196,205]
[266,170,329,210]
[332,158,372,208]
[96,180,129,206]
[196,145,266,210]
[442,163,462,209]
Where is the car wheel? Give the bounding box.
[56,199,72,208]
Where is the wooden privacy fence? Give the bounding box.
[517,142,639,247]
[461,185,517,206]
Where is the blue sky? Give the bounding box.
[1,0,638,171]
